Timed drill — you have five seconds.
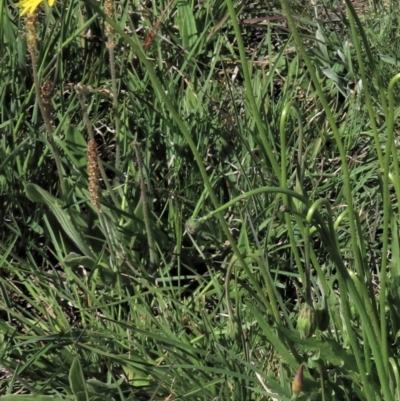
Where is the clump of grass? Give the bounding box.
[1,0,400,400]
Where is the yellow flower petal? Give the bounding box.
[16,0,56,15]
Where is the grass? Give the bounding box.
[2,0,400,400]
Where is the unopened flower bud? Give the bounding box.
[292,364,305,396]
[185,218,202,235]
[297,304,316,339]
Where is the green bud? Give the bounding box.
[297,304,317,339]
[185,218,202,235]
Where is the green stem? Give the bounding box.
[198,187,308,222]
[30,48,66,199]
[280,102,307,292]
[133,142,158,271]
[246,253,279,323]
[380,73,400,371]
[107,39,121,174]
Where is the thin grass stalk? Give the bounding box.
[353,212,375,376]
[84,1,271,309]
[225,257,250,333]
[302,221,312,306]
[280,104,331,306]
[361,323,372,376]
[389,357,400,399]
[104,0,121,173]
[244,254,279,323]
[243,252,302,361]
[197,188,309,223]
[279,2,392,398]
[249,304,299,369]
[26,14,66,199]
[133,142,158,271]
[309,251,329,300]
[317,362,327,401]
[108,45,121,173]
[279,103,306,287]
[246,214,287,325]
[353,211,379,357]
[349,271,371,374]
[223,0,280,178]
[380,74,400,373]
[107,41,121,171]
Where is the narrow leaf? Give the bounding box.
[69,357,89,401]
[24,183,94,258]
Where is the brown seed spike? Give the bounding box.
[104,0,114,38]
[25,12,38,53]
[87,139,101,212]
[40,81,55,130]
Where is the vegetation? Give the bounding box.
[1,0,400,400]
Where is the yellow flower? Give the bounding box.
[15,0,55,15]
